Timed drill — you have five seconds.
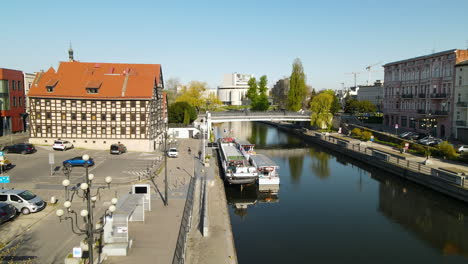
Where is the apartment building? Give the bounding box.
[383,49,468,139]
[27,61,166,152]
[271,78,289,108]
[357,80,384,111]
[0,68,26,135]
[453,60,468,142]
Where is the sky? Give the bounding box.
[1,0,467,90]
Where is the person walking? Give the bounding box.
[198,150,202,160]
[188,147,191,155]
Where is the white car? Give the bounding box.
[458,145,468,153]
[53,140,74,151]
[167,148,178,158]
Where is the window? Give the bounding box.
[130,113,136,121]
[0,194,7,201]
[101,114,107,121]
[141,127,146,134]
[121,127,126,135]
[62,113,66,120]
[130,101,136,107]
[72,101,76,107]
[87,88,98,94]
[36,100,40,106]
[47,86,54,92]
[81,101,86,107]
[10,195,20,202]
[111,127,116,134]
[121,114,126,121]
[81,113,87,120]
[46,100,51,106]
[36,126,42,133]
[19,97,22,106]
[13,97,16,107]
[121,101,126,108]
[91,114,97,121]
[11,80,16,90]
[91,127,97,134]
[111,101,116,108]
[141,101,146,107]
[140,113,146,121]
[61,100,66,107]
[71,113,77,120]
[102,127,107,134]
[130,127,136,134]
[82,127,87,134]
[91,101,96,107]
[36,113,41,119]
[111,114,116,121]
[46,126,52,133]
[46,112,51,119]
[62,126,67,134]
[18,81,21,91]
[72,126,77,133]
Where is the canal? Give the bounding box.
[216,122,468,264]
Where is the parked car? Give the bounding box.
[0,203,17,224]
[167,148,178,158]
[427,138,443,146]
[417,136,433,144]
[399,131,413,139]
[408,133,427,141]
[0,189,46,215]
[63,156,95,167]
[53,140,74,151]
[110,143,127,155]
[2,143,36,154]
[458,145,468,153]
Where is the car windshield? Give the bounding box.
[111,145,119,150]
[169,148,177,152]
[18,190,36,200]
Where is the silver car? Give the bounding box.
[0,189,46,215]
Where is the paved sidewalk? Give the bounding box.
[105,138,200,264]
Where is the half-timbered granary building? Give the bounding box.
[27,61,166,152]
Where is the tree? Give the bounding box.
[310,93,334,129]
[246,77,258,106]
[288,58,307,111]
[168,101,197,124]
[255,75,269,110]
[204,93,222,111]
[321,89,341,114]
[176,81,207,112]
[357,100,377,113]
[165,78,181,105]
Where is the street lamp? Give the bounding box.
[57,154,116,263]
[421,114,437,162]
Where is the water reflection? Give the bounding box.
[288,156,304,183]
[226,184,280,219]
[373,172,468,257]
[308,148,331,179]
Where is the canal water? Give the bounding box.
[217,122,468,264]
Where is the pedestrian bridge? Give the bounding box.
[205,110,311,123]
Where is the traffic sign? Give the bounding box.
[49,153,55,165]
[0,176,10,183]
[72,247,82,258]
[395,124,399,129]
[0,151,4,156]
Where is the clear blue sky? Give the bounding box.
[2,0,467,90]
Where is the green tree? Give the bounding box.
[255,75,269,110]
[321,89,341,114]
[176,81,207,112]
[183,109,190,125]
[288,58,307,111]
[310,93,334,129]
[246,77,258,106]
[168,101,197,124]
[357,100,377,113]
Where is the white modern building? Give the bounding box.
[217,73,253,105]
[357,80,384,111]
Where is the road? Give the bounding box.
[0,145,162,263]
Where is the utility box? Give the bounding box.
[132,184,151,211]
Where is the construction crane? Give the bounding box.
[345,72,362,88]
[365,62,382,85]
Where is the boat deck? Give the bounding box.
[223,143,244,160]
[250,154,279,168]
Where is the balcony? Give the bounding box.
[430,93,448,99]
[418,93,426,98]
[432,110,449,116]
[401,94,414,99]
[417,109,426,114]
[456,120,466,126]
[457,102,468,107]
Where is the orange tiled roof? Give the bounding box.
[28,61,162,99]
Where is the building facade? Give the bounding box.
[0,68,26,135]
[271,78,289,108]
[217,73,253,105]
[453,60,468,142]
[24,72,36,114]
[357,80,384,111]
[383,49,468,139]
[27,61,166,152]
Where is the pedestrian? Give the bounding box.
[198,150,202,159]
[188,147,191,155]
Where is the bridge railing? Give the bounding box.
[209,110,311,117]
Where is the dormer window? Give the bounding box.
[85,80,102,94]
[45,79,58,93]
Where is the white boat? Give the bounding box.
[249,154,280,191]
[218,137,258,185]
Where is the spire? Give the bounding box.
[68,42,74,62]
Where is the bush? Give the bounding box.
[351,128,362,137]
[361,131,372,141]
[437,141,458,160]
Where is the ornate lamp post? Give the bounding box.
[57,154,116,263]
[421,114,437,162]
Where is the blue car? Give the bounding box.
[63,156,95,167]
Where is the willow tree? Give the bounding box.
[288,58,307,111]
[310,93,334,129]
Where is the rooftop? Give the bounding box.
[383,49,457,67]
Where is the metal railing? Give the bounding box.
[209,110,311,117]
[172,176,197,264]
